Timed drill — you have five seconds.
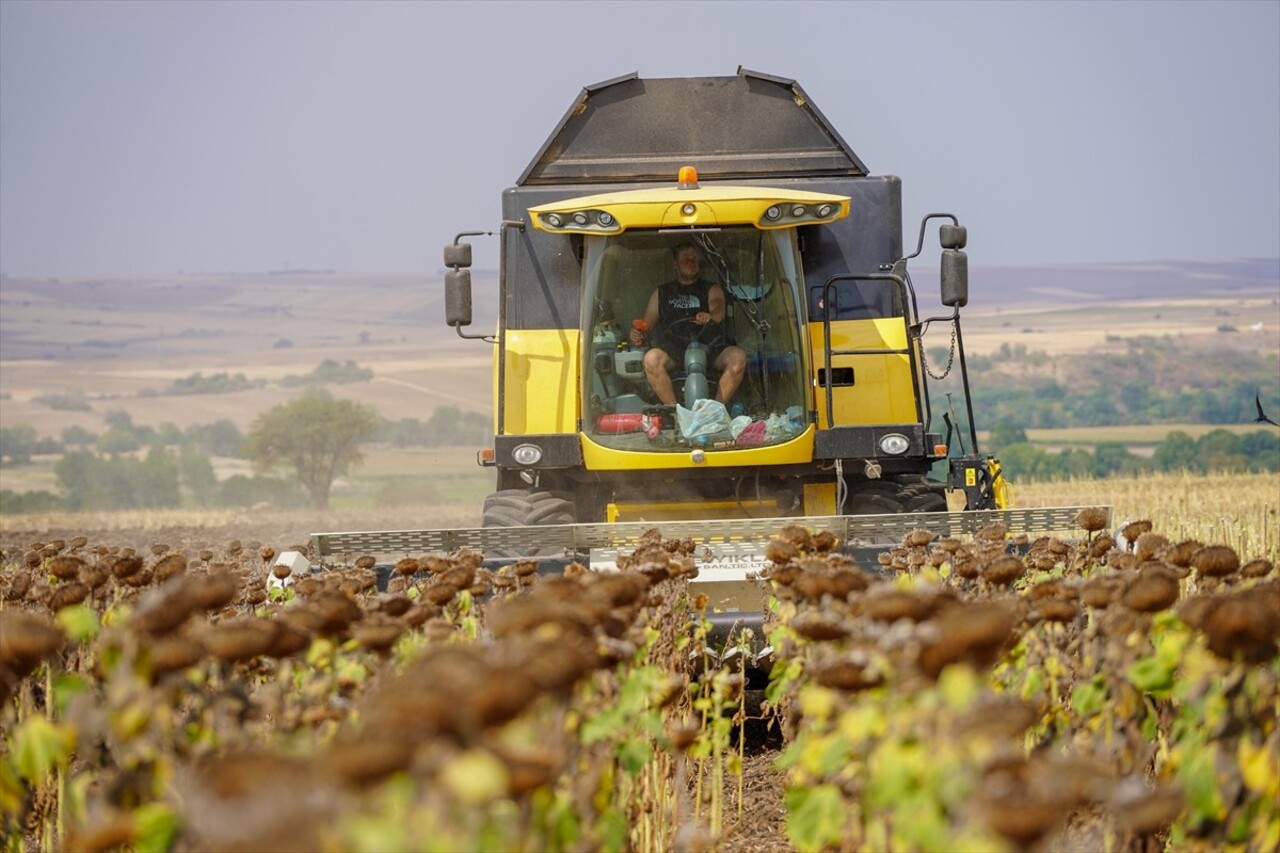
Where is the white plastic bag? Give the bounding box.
[764,413,791,440]
[676,398,732,440]
[729,415,753,439]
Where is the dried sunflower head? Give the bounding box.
[1241,558,1274,579]
[0,610,67,676]
[1074,507,1110,533]
[1121,571,1179,613]
[1118,519,1153,547]
[47,555,85,581]
[1201,594,1278,663]
[1193,545,1240,578]
[982,555,1026,587]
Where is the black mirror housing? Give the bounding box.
[445,269,473,326]
[941,249,968,308]
[443,242,472,268]
[939,224,967,250]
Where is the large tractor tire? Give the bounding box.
[844,475,948,516]
[845,491,906,515]
[481,488,576,557]
[894,475,949,513]
[843,475,949,553]
[844,477,908,513]
[903,491,948,512]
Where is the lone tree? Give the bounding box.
[244,390,379,508]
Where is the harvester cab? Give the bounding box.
[529,173,849,457]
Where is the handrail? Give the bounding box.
[819,272,919,428]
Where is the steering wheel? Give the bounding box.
[660,316,719,347]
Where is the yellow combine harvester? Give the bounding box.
[448,70,1008,525]
[313,70,1096,643]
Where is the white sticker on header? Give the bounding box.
[589,544,770,583]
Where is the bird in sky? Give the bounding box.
[1255,394,1278,427]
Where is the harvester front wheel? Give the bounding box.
[895,475,949,513]
[843,475,948,515]
[903,491,947,512]
[481,488,576,557]
[845,493,905,515]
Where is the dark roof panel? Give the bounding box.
[518,69,868,186]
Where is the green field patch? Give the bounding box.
[1008,423,1272,446]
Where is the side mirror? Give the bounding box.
[445,269,473,327]
[941,248,968,308]
[939,224,967,250]
[444,241,473,327]
[443,242,472,268]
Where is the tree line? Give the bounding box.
[0,395,490,513]
[988,424,1280,482]
[4,376,1274,514]
[931,336,1279,428]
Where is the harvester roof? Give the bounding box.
[518,68,869,186]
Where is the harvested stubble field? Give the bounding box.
[1,472,1277,852]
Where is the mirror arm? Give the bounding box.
[454,322,496,344]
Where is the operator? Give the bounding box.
[629,242,746,406]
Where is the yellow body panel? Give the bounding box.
[501,329,578,434]
[808,318,917,428]
[989,457,1013,509]
[803,482,837,516]
[582,426,816,471]
[528,185,849,233]
[607,499,783,523]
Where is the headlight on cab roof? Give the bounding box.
[537,209,622,234]
[757,199,845,228]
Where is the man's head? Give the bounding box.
[671,242,702,285]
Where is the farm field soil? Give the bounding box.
[1,272,497,442]
[354,445,492,479]
[0,341,492,439]
[958,293,1279,357]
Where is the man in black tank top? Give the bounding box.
[629,243,746,406]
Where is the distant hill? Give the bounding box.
[2,257,1274,358]
[967,257,1278,305]
[0,257,1274,438]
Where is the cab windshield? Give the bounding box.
[582,228,809,452]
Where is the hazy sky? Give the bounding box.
[1,0,1277,276]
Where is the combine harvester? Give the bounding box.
[312,70,1105,653]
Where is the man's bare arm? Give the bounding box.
[708,284,726,323]
[631,289,661,344]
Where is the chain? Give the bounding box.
[697,232,772,336]
[919,319,958,380]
